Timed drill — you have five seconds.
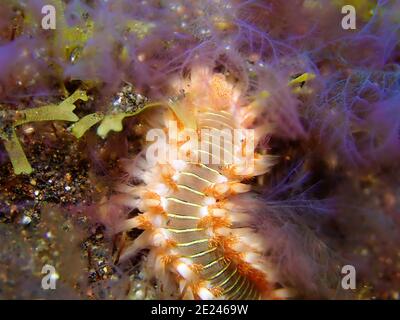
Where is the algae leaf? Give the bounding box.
[71,102,162,140]
[70,112,105,139]
[0,90,87,175]
[3,129,32,175]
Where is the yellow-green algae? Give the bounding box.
[0,90,87,175]
[71,102,163,140]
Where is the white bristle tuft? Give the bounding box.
[171,159,187,171]
[155,183,169,196]
[216,175,228,183]
[200,206,209,217]
[204,197,216,205]
[176,262,194,280]
[161,196,168,210]
[197,287,215,300]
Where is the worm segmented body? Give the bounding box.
[116,67,291,299]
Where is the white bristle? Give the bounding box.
[152,231,166,247]
[204,197,216,205]
[200,206,209,217]
[155,183,168,196]
[161,196,168,210]
[197,287,214,300]
[150,214,163,228]
[176,262,194,280]
[171,159,186,171]
[216,175,228,183]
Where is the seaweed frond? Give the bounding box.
[71,102,163,139]
[2,129,32,175]
[0,90,87,175]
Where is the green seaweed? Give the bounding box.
[13,90,87,126]
[3,129,32,175]
[0,90,87,175]
[71,102,162,139]
[70,112,105,139]
[96,113,130,139]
